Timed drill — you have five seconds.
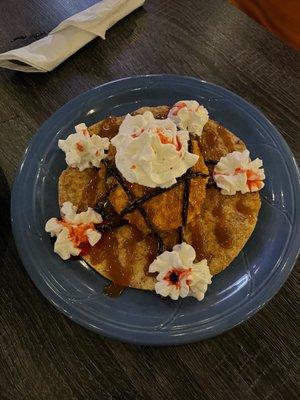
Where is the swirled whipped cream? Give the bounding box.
[58,123,110,171]
[213,150,265,195]
[45,202,102,260]
[149,242,212,301]
[168,100,209,137]
[111,111,199,188]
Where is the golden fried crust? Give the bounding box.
[84,188,261,291]
[83,225,156,291]
[199,119,246,161]
[188,177,208,221]
[146,184,185,230]
[159,229,180,251]
[58,165,107,212]
[185,188,261,275]
[108,138,208,232]
[108,184,150,234]
[83,188,260,291]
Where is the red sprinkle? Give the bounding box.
[131,128,144,139]
[246,169,262,191]
[164,267,192,289]
[174,135,182,151]
[234,167,245,175]
[76,142,84,152]
[158,131,171,145]
[157,128,182,151]
[60,221,94,247]
[79,242,92,256]
[171,102,187,116]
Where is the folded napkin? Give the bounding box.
[0,0,144,73]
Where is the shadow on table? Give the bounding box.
[0,168,11,268]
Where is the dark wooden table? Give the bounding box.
[0,1,299,399]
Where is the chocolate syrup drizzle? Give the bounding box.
[205,159,218,165]
[119,171,206,216]
[87,116,222,297]
[102,158,165,254]
[93,196,128,232]
[97,219,128,232]
[93,145,216,254]
[204,159,218,188]
[206,181,217,188]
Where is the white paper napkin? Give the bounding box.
[0,0,144,73]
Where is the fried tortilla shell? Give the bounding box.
[82,225,156,290]
[185,188,261,275]
[58,105,261,291]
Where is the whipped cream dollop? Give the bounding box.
[168,100,209,137]
[58,123,110,171]
[149,242,212,301]
[213,150,265,195]
[45,202,102,260]
[111,111,199,188]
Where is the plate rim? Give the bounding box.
[11,74,300,345]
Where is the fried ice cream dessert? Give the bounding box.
[46,101,265,300]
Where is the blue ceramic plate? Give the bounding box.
[11,75,300,345]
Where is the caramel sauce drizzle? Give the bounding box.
[102,158,165,254]
[89,225,157,296]
[119,171,205,217]
[217,126,235,152]
[94,198,128,232]
[189,222,206,262]
[89,229,132,297]
[77,168,100,212]
[214,225,233,249]
[212,202,223,218]
[98,116,120,139]
[92,131,208,296]
[201,129,218,157]
[85,170,100,206]
[205,159,218,165]
[206,181,217,188]
[236,198,252,217]
[144,234,159,277]
[212,202,233,249]
[86,117,240,297]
